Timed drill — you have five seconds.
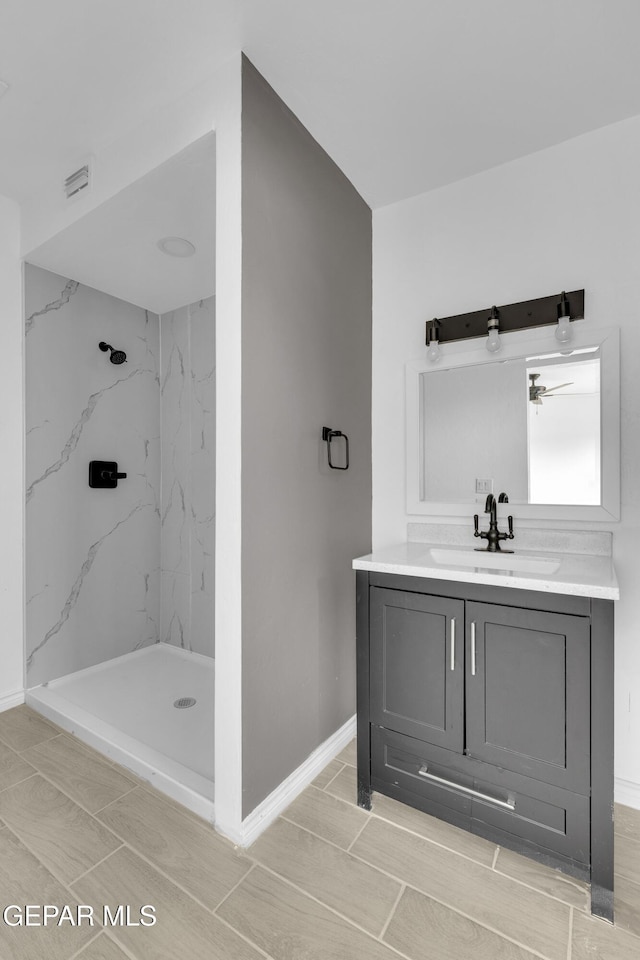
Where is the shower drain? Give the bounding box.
[174,697,197,709]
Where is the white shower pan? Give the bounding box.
[27,643,214,822]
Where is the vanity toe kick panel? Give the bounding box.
[371,726,590,866]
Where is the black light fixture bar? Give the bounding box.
[425,289,584,345]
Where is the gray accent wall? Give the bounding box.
[241,59,372,817]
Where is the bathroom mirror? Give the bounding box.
[406,325,620,521]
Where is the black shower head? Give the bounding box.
[99,342,127,365]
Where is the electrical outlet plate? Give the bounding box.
[475,478,493,495]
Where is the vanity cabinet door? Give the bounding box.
[465,602,590,793]
[370,588,464,752]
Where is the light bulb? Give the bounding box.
[555,315,572,343]
[555,292,572,344]
[486,327,501,353]
[426,318,441,362]
[427,337,440,362]
[486,307,501,353]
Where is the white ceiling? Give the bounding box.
[2,1,640,210]
[26,134,216,315]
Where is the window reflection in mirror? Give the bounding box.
[421,347,601,506]
[526,353,600,504]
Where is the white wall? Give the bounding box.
[373,113,640,798]
[0,195,23,704]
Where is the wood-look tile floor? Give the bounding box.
[0,706,639,960]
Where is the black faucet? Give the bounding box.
[473,492,514,553]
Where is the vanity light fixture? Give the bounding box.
[555,291,572,343]
[424,290,584,349]
[485,306,501,353]
[426,318,441,362]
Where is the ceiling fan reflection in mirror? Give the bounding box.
[528,373,574,405]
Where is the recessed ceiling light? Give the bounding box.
[157,236,196,258]
[0,80,9,101]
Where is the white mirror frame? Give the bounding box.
[406,324,620,521]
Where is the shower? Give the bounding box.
[26,270,217,821]
[99,340,127,364]
[23,131,217,822]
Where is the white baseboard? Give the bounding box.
[0,690,25,713]
[615,777,640,810]
[219,714,356,848]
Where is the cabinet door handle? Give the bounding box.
[450,618,456,671]
[418,765,516,811]
[470,621,476,676]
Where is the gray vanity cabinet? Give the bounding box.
[464,601,591,794]
[356,570,615,923]
[370,588,464,752]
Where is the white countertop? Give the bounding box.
[353,542,619,600]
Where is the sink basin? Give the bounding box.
[428,548,561,575]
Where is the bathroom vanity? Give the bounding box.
[353,542,618,922]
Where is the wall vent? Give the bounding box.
[64,164,90,200]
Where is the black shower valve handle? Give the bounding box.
[89,461,127,488]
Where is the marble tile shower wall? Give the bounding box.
[25,264,161,687]
[25,265,216,687]
[160,299,215,657]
